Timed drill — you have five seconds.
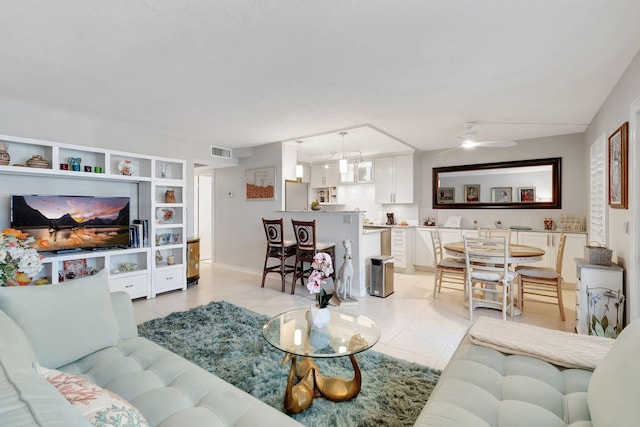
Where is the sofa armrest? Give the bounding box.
[110,291,139,340]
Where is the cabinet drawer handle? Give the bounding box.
[125,284,133,288]
[166,276,173,280]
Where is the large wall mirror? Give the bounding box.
[433,157,561,209]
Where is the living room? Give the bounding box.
[1,2,640,426]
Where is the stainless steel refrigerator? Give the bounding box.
[285,180,309,211]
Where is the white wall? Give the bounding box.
[583,48,640,322]
[419,133,586,229]
[0,98,219,238]
[213,142,283,272]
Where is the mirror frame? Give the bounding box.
[432,157,562,209]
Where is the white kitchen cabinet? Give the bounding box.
[313,186,339,204]
[311,163,339,188]
[415,228,436,267]
[517,231,586,284]
[574,258,624,335]
[390,227,415,273]
[375,154,414,204]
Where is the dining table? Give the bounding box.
[443,241,545,263]
[443,241,545,315]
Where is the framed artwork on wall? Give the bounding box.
[437,187,455,203]
[491,187,512,203]
[608,122,628,209]
[464,184,480,202]
[246,166,276,200]
[519,187,536,202]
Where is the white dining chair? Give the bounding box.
[463,235,516,321]
[478,228,512,242]
[430,230,466,298]
[516,233,567,320]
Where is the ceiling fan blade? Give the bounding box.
[475,140,517,148]
[437,146,462,156]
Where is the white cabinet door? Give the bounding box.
[310,163,339,188]
[310,165,326,188]
[393,154,414,203]
[374,155,414,204]
[374,157,394,203]
[560,233,587,284]
[517,232,554,268]
[324,162,339,187]
[439,229,462,246]
[415,228,435,267]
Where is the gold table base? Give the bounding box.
[282,353,362,414]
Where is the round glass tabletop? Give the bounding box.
[262,308,380,358]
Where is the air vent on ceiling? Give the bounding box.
[211,145,232,159]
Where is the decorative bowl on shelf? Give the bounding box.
[26,155,50,168]
[118,262,138,272]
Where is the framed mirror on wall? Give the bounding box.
[432,157,561,209]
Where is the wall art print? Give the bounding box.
[246,166,276,200]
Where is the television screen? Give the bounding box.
[10,195,130,252]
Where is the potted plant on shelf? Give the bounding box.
[310,200,321,211]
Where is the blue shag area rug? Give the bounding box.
[138,301,441,427]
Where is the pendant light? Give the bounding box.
[295,141,304,179]
[339,131,348,174]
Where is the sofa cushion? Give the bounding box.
[588,319,640,426]
[37,365,149,427]
[58,336,303,427]
[0,310,91,426]
[414,336,593,427]
[0,269,120,368]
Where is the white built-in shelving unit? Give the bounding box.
[0,133,187,299]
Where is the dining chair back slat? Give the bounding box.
[430,230,466,298]
[463,235,515,321]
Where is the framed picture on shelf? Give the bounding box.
[464,184,480,202]
[608,121,628,209]
[491,187,512,203]
[437,187,455,203]
[245,167,276,200]
[519,187,536,202]
[63,258,87,280]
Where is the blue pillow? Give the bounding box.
[0,269,120,368]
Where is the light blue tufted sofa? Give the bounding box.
[414,317,640,426]
[0,270,302,427]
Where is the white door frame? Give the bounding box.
[629,95,640,322]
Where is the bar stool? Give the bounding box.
[290,219,336,295]
[261,218,297,292]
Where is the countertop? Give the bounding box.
[364,225,587,233]
[280,210,363,214]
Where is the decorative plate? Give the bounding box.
[156,207,175,224]
[118,159,135,176]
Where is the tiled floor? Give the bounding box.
[133,261,576,371]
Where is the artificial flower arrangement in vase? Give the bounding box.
[0,228,44,286]
[307,252,334,329]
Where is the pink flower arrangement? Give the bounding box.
[307,252,333,308]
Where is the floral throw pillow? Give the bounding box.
[36,365,149,427]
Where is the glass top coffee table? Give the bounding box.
[262,308,380,414]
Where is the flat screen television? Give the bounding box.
[10,195,130,252]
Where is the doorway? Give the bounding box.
[194,172,213,261]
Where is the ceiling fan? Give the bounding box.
[437,121,516,155]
